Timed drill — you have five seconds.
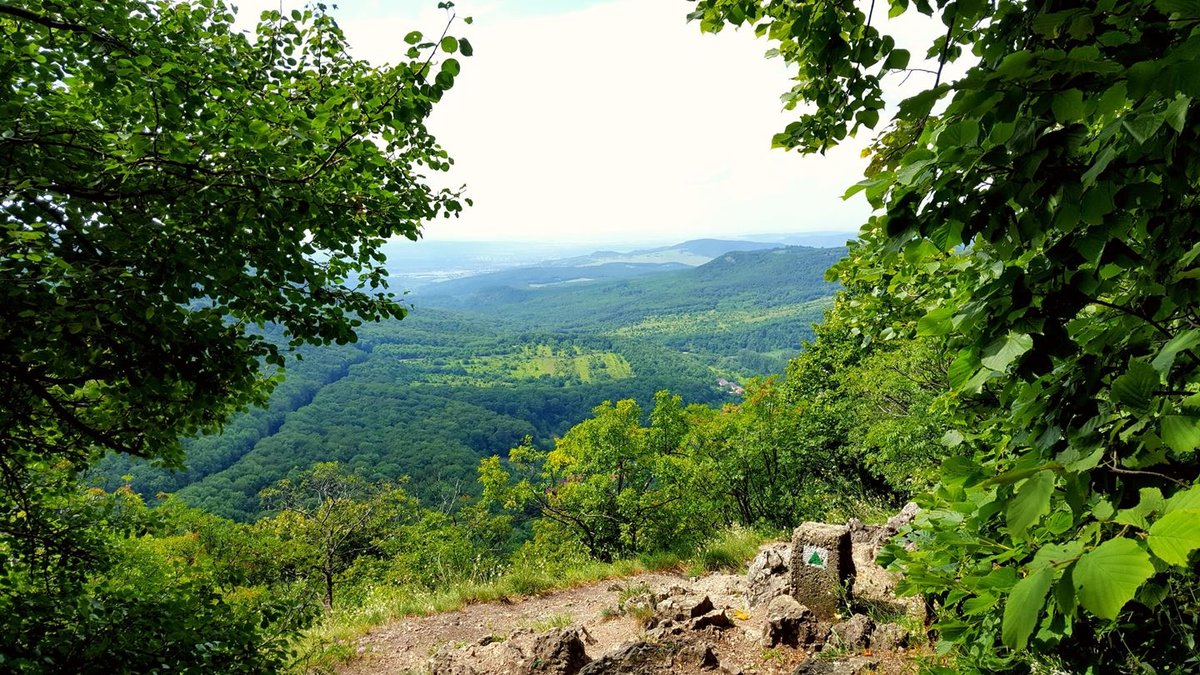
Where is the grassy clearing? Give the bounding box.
[291,526,772,673]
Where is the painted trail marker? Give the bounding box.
[803,546,829,569]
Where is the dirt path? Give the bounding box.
[341,572,693,675]
[339,559,918,675]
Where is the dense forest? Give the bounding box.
[93,246,840,520]
[2,0,1199,674]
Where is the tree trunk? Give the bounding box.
[323,568,334,611]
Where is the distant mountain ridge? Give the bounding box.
[376,233,855,290]
[545,238,787,268]
[412,238,814,300]
[411,261,690,299]
[419,245,845,333]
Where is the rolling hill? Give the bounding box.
[96,242,845,520]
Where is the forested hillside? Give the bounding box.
[95,245,841,520]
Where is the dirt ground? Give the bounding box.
[338,570,831,675]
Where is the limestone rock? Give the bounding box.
[689,609,733,631]
[579,641,662,675]
[645,619,686,640]
[674,642,721,671]
[429,640,526,675]
[870,622,909,651]
[656,594,714,622]
[790,522,852,620]
[761,595,823,648]
[528,628,592,675]
[430,627,591,675]
[829,614,874,650]
[747,542,792,607]
[847,503,926,623]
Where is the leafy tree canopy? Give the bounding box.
[692,0,1200,670]
[0,0,467,567]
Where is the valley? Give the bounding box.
[96,240,848,520]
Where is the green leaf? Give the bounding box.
[1124,112,1165,144]
[884,48,911,70]
[1151,329,1200,374]
[1081,146,1117,186]
[1002,568,1052,651]
[1115,488,1166,529]
[917,306,955,336]
[1165,484,1200,514]
[1165,95,1190,133]
[1162,415,1200,454]
[995,51,1035,79]
[981,332,1032,371]
[440,36,458,53]
[1147,510,1200,565]
[1111,360,1159,412]
[1096,82,1129,116]
[1052,89,1086,123]
[1138,581,1170,608]
[404,30,423,45]
[1074,538,1154,620]
[459,38,474,57]
[947,350,977,387]
[1154,0,1200,16]
[1008,471,1055,537]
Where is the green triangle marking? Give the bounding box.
[808,551,824,566]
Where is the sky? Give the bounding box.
[233,1,942,244]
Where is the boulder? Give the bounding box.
[656,594,714,622]
[674,642,721,671]
[429,640,527,675]
[527,628,592,675]
[847,503,926,623]
[761,595,823,648]
[689,609,733,631]
[645,620,686,640]
[790,522,852,620]
[870,622,909,651]
[747,542,792,607]
[829,613,874,650]
[579,641,662,675]
[430,627,592,675]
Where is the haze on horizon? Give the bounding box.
[234,0,932,245]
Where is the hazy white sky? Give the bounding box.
[235,1,941,244]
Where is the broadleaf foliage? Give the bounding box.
[693,0,1200,669]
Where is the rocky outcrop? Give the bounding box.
[529,628,593,674]
[429,627,592,675]
[845,502,925,621]
[579,641,662,675]
[870,623,909,651]
[424,506,924,675]
[761,595,823,648]
[578,640,726,674]
[829,613,874,650]
[645,593,737,641]
[655,594,714,622]
[746,542,792,607]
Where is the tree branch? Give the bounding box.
[0,5,136,54]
